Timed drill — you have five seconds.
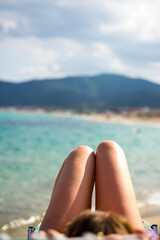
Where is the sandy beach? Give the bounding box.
[1,107,160,126]
[69,112,160,126]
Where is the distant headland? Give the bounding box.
[0,74,160,111]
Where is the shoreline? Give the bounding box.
[1,107,160,127]
[3,216,160,239]
[2,207,160,238]
[3,217,160,239]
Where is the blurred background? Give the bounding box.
[0,0,160,238]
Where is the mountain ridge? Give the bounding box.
[0,74,160,110]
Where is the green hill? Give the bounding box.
[0,74,160,110]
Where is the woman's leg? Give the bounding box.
[95,141,144,231]
[40,145,95,232]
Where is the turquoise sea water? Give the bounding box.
[0,111,160,229]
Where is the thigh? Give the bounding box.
[40,145,95,232]
[95,141,143,231]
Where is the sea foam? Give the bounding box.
[1,213,44,231]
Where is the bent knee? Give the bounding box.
[96,140,121,154]
[66,145,95,165]
[75,145,94,154]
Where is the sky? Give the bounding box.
[0,0,160,83]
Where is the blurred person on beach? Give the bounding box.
[38,141,148,238]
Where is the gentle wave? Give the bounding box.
[1,213,44,231]
[2,190,160,231]
[137,191,160,208]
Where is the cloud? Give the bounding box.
[0,0,160,83]
[0,10,30,37]
[0,0,160,42]
[0,36,127,81]
[0,18,17,33]
[99,0,160,42]
[19,66,50,76]
[92,42,127,72]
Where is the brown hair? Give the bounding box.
[64,210,135,237]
